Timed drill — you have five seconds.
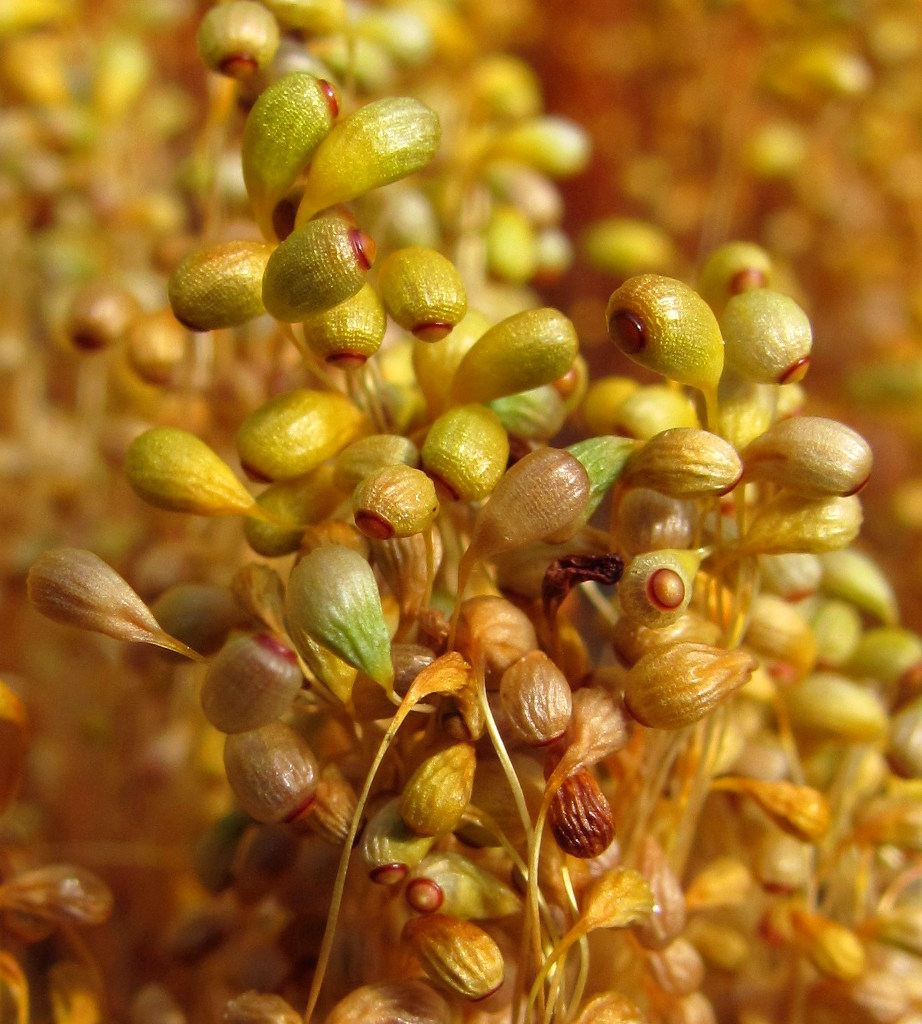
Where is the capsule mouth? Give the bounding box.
[71,331,107,351]
[325,352,368,370]
[218,54,259,78]
[843,473,871,496]
[254,632,298,662]
[608,309,646,353]
[412,321,452,342]
[405,877,444,914]
[369,863,408,886]
[240,461,273,484]
[318,79,339,118]
[354,509,395,540]
[729,267,768,295]
[778,355,810,385]
[350,229,377,271]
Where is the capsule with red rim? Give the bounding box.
[378,247,467,341]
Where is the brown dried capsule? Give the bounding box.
[401,914,504,1001]
[499,651,572,746]
[200,633,303,734]
[613,487,698,556]
[304,764,357,844]
[64,281,141,352]
[621,428,742,498]
[400,743,476,837]
[324,980,450,1024]
[223,721,319,824]
[0,864,113,926]
[548,767,615,858]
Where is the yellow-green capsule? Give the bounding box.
[333,434,420,492]
[242,72,339,238]
[580,376,640,435]
[810,598,862,668]
[421,404,509,502]
[449,307,578,405]
[698,241,773,314]
[356,8,433,67]
[311,34,397,94]
[244,464,343,557]
[846,627,922,687]
[609,384,700,440]
[819,549,898,624]
[786,672,888,743]
[606,275,724,393]
[262,215,375,323]
[721,290,812,385]
[377,247,467,341]
[197,0,279,79]
[352,465,438,540]
[300,283,386,367]
[168,241,273,332]
[468,55,542,121]
[362,798,436,884]
[401,743,476,837]
[406,851,519,919]
[492,115,591,177]
[262,0,345,33]
[236,389,363,482]
[125,427,257,517]
[618,550,703,628]
[488,385,566,442]
[737,494,863,556]
[412,310,489,413]
[582,217,675,278]
[285,544,394,693]
[294,97,441,224]
[485,205,538,284]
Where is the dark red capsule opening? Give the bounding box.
[608,309,646,354]
[319,79,339,118]
[349,229,376,271]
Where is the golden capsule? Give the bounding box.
[244,464,343,557]
[612,487,698,557]
[262,215,375,323]
[224,991,302,1024]
[621,427,742,498]
[168,240,273,332]
[400,742,476,837]
[262,0,345,33]
[743,594,817,680]
[717,778,831,843]
[736,494,863,556]
[236,389,363,482]
[488,385,566,442]
[468,54,542,121]
[352,464,438,540]
[618,549,702,628]
[223,721,319,824]
[582,217,675,278]
[569,993,645,1024]
[606,275,724,393]
[0,864,113,926]
[412,310,489,413]
[299,283,386,367]
[197,0,280,79]
[579,376,639,435]
[295,97,440,224]
[449,307,578,405]
[421,404,509,502]
[124,310,187,385]
[721,289,812,385]
[200,633,303,734]
[333,434,419,492]
[698,241,773,314]
[819,548,898,625]
[63,281,141,352]
[788,908,866,982]
[401,914,504,1001]
[377,247,467,341]
[610,383,700,439]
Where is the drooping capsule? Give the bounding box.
[295,97,441,223]
[698,241,773,314]
[720,289,813,385]
[736,494,863,556]
[406,852,519,919]
[548,768,615,858]
[352,465,439,540]
[499,651,572,747]
[299,283,386,367]
[401,914,504,1001]
[197,0,279,79]
[400,742,476,837]
[261,215,375,323]
[421,404,509,502]
[151,582,253,657]
[363,797,436,884]
[168,241,274,332]
[378,247,467,341]
[621,428,742,498]
[236,389,363,482]
[244,464,344,557]
[412,310,489,414]
[324,981,451,1024]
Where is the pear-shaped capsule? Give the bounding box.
[197,0,279,79]
[262,0,345,34]
[244,464,343,557]
[294,97,440,223]
[449,308,578,405]
[236,389,363,482]
[378,247,466,341]
[125,427,258,517]
[299,283,386,367]
[618,550,703,628]
[737,494,863,556]
[200,633,303,734]
[168,241,273,332]
[401,914,504,1001]
[698,241,773,314]
[621,428,742,498]
[223,720,319,824]
[352,465,438,540]
[151,582,253,657]
[285,544,394,693]
[241,71,338,237]
[421,404,509,502]
[721,289,813,385]
[606,275,724,392]
[499,651,572,746]
[492,115,591,177]
[262,215,375,323]
[400,742,476,836]
[363,798,436,884]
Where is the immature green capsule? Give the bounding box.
[485,205,538,284]
[299,283,386,367]
[262,215,375,323]
[421,404,509,502]
[236,389,363,482]
[786,672,888,742]
[168,241,273,332]
[333,434,420,491]
[197,1,279,79]
[244,464,343,557]
[621,428,742,498]
[352,465,438,540]
[819,549,898,624]
[582,217,675,278]
[262,0,345,33]
[412,310,489,413]
[378,247,467,341]
[406,852,519,919]
[721,289,812,384]
[449,308,579,405]
[242,71,339,237]
[698,241,773,314]
[488,385,567,442]
[295,97,441,224]
[492,115,591,177]
[125,427,257,517]
[606,275,724,392]
[611,384,700,439]
[285,544,394,693]
[618,550,702,628]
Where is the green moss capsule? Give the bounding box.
[606,275,724,392]
[197,1,279,79]
[168,240,273,332]
[698,241,773,314]
[721,289,812,385]
[582,217,675,278]
[566,436,637,520]
[294,97,441,224]
[333,434,420,492]
[262,0,345,33]
[485,205,538,284]
[300,283,386,367]
[378,247,467,341]
[421,404,509,502]
[493,115,591,177]
[262,215,375,323]
[237,389,363,482]
[488,385,566,442]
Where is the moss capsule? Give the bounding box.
[168,240,273,332]
[300,283,387,367]
[378,247,467,341]
[698,241,773,314]
[197,1,280,79]
[721,289,812,385]
[401,742,476,837]
[421,404,509,502]
[63,281,140,352]
[618,550,702,628]
[352,464,438,540]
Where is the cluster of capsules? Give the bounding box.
[4,2,922,1024]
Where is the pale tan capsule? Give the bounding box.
[125,310,187,385]
[612,611,722,668]
[743,594,817,680]
[621,428,742,498]
[400,743,476,836]
[378,247,467,340]
[633,837,686,949]
[223,721,319,824]
[647,938,705,996]
[299,283,386,367]
[617,549,702,629]
[786,672,888,742]
[324,980,450,1024]
[353,465,438,540]
[401,914,503,1001]
[224,991,300,1024]
[819,548,898,625]
[854,793,922,850]
[499,650,572,746]
[455,596,538,687]
[758,552,823,600]
[362,798,436,884]
[548,768,615,858]
[624,643,756,730]
[168,241,273,332]
[613,487,699,557]
[369,528,442,621]
[742,416,872,497]
[789,908,866,981]
[698,241,773,314]
[736,494,863,556]
[568,992,645,1024]
[714,373,776,451]
[684,857,752,909]
[713,778,831,842]
[685,919,750,973]
[754,833,811,893]
[405,852,519,919]
[0,864,113,925]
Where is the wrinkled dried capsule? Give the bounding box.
[548,768,616,858]
[421,404,509,502]
[401,914,504,1000]
[168,241,273,332]
[197,0,279,79]
[200,633,302,734]
[455,596,538,685]
[224,991,301,1024]
[324,980,450,1024]
[223,720,319,824]
[0,864,113,926]
[378,247,467,340]
[299,283,386,367]
[499,651,572,746]
[721,289,812,384]
[400,743,476,837]
[352,465,438,540]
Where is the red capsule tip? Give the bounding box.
[412,321,452,342]
[405,878,444,914]
[608,309,646,354]
[354,510,395,540]
[326,352,368,369]
[71,331,107,352]
[369,863,408,885]
[319,79,339,118]
[254,633,298,663]
[350,229,376,271]
[218,54,259,79]
[729,267,768,295]
[778,355,810,385]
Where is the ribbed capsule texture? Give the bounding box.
[378,247,467,340]
[499,650,572,746]
[720,289,813,384]
[199,633,303,734]
[742,416,872,496]
[606,275,724,392]
[401,914,504,1001]
[241,71,338,236]
[621,428,742,497]
[352,464,438,539]
[449,307,579,405]
[167,240,273,332]
[261,215,375,322]
[363,797,436,884]
[624,643,756,730]
[125,427,257,517]
[548,767,616,858]
[400,742,476,837]
[294,97,440,223]
[737,493,863,555]
[196,0,279,79]
[223,720,319,824]
[713,778,831,843]
[324,980,451,1024]
[421,404,509,502]
[236,389,363,482]
[299,283,386,366]
[285,544,394,693]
